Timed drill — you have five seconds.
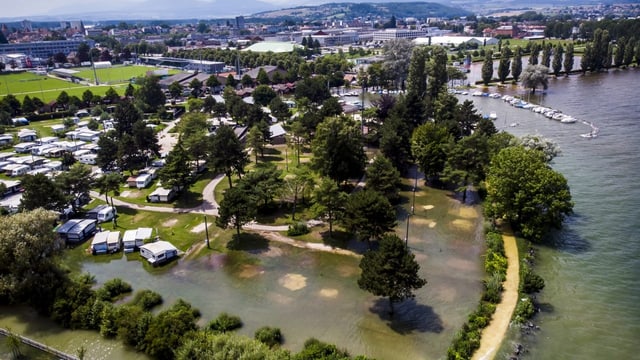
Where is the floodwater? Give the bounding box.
[467,68,640,359]
[0,186,485,359]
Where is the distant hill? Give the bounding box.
[251,2,472,21]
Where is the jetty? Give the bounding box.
[0,328,79,360]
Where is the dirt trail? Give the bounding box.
[472,227,520,360]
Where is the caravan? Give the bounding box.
[86,205,116,223]
[136,174,153,189]
[122,227,153,253]
[140,241,179,266]
[78,154,98,165]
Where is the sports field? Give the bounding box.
[72,65,178,85]
[0,65,178,102]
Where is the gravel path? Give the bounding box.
[472,226,520,360]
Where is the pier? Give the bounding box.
[0,328,79,360]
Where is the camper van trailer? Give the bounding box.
[140,241,178,266]
[78,154,98,165]
[56,219,97,243]
[136,174,153,189]
[9,164,30,177]
[91,232,109,254]
[122,227,153,253]
[86,205,116,223]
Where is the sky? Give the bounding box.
[1,0,444,21]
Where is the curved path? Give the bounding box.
[89,174,359,254]
[472,227,520,360]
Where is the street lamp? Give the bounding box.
[405,213,410,248]
[203,205,210,249]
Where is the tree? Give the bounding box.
[541,42,552,68]
[320,97,343,118]
[342,189,396,244]
[358,233,427,315]
[269,97,291,123]
[134,76,165,113]
[614,36,625,67]
[564,43,574,76]
[511,46,523,82]
[252,84,277,107]
[411,122,452,182]
[103,87,120,104]
[226,74,237,88]
[95,172,122,212]
[77,42,90,63]
[158,139,192,190]
[82,89,94,107]
[366,155,401,204]
[256,67,271,85]
[622,37,635,66]
[311,178,347,237]
[283,165,314,220]
[237,164,283,210]
[114,100,141,136]
[57,91,70,110]
[529,43,540,65]
[552,44,564,76]
[96,131,119,171]
[19,173,67,212]
[206,75,220,93]
[485,146,573,242]
[169,81,183,99]
[216,186,257,235]
[21,95,36,114]
[481,50,494,86]
[246,124,266,164]
[380,115,412,173]
[520,64,549,93]
[203,95,217,114]
[241,74,254,88]
[189,78,203,97]
[208,125,249,188]
[295,76,330,104]
[311,116,366,185]
[55,163,93,213]
[497,50,511,83]
[0,209,65,312]
[442,133,490,203]
[141,300,200,360]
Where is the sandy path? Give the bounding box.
[257,231,360,257]
[472,227,520,360]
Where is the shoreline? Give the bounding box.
[472,226,520,360]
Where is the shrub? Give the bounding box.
[484,251,507,278]
[520,262,545,294]
[287,222,309,236]
[254,326,283,348]
[485,231,504,255]
[130,289,163,311]
[208,312,243,333]
[96,278,133,302]
[482,272,504,303]
[514,296,536,324]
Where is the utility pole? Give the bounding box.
[203,206,210,249]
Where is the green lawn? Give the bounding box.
[71,65,179,85]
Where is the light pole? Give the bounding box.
[203,205,210,249]
[405,213,410,248]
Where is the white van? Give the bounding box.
[97,206,116,222]
[10,165,31,177]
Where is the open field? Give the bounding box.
[0,65,178,102]
[71,65,179,85]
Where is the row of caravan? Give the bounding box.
[90,227,179,266]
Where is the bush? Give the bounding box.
[96,278,133,302]
[208,312,243,333]
[130,289,163,311]
[27,110,73,122]
[482,272,504,303]
[485,231,504,255]
[520,262,545,294]
[514,296,536,324]
[254,326,283,348]
[287,222,309,236]
[484,251,507,278]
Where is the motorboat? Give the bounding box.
[580,131,598,139]
[560,116,577,124]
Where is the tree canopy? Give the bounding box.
[485,146,573,241]
[342,189,396,243]
[311,116,366,184]
[358,233,427,315]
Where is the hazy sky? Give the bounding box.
[2,0,432,20]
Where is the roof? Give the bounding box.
[140,240,177,254]
[414,36,497,46]
[243,41,299,53]
[57,219,96,234]
[107,231,121,244]
[123,229,137,242]
[150,187,173,197]
[136,227,153,240]
[269,123,286,138]
[243,65,278,79]
[92,231,109,245]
